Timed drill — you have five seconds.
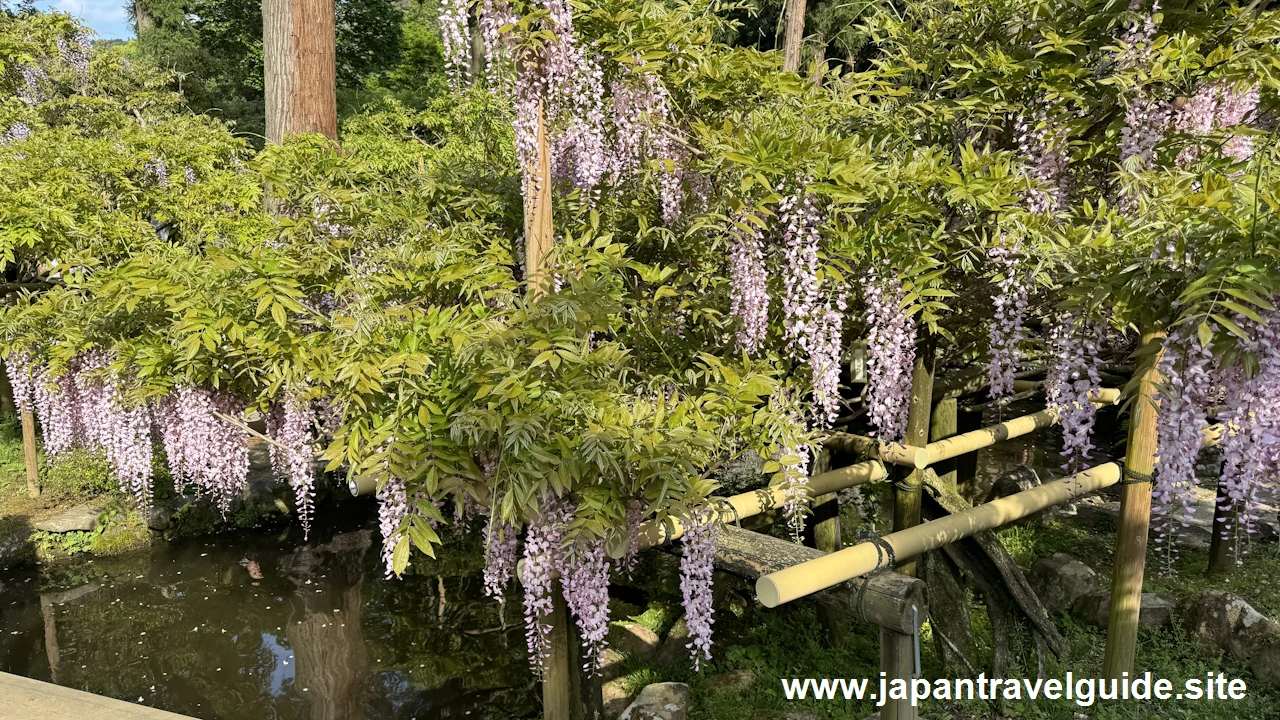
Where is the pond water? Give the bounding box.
[0,401,1157,720]
[0,501,538,720]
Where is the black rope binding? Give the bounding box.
[1118,463,1156,486]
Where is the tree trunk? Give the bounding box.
[134,0,154,36]
[263,0,338,145]
[1206,478,1239,576]
[0,359,15,416]
[782,0,808,72]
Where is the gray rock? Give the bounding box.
[34,504,101,533]
[1178,591,1280,685]
[987,466,1041,501]
[1028,553,1098,615]
[705,669,755,695]
[610,622,661,658]
[1071,499,1121,529]
[45,582,101,605]
[147,504,172,531]
[1073,591,1175,630]
[654,616,690,668]
[620,682,688,720]
[603,678,634,720]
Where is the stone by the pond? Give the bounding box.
[705,669,755,695]
[1178,591,1280,685]
[987,466,1041,502]
[620,682,688,720]
[610,621,661,658]
[34,504,100,533]
[1028,553,1098,615]
[654,615,690,668]
[1073,591,1175,629]
[147,504,173,531]
[603,677,634,720]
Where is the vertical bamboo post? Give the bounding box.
[930,397,959,492]
[1206,479,1238,576]
[22,407,39,497]
[881,339,933,720]
[1102,330,1164,679]
[544,582,574,720]
[781,0,808,72]
[805,447,844,639]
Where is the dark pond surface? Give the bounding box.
[0,500,537,720]
[0,400,1138,720]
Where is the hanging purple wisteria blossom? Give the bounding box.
[1215,314,1280,548]
[1151,331,1213,555]
[679,506,717,670]
[157,385,250,514]
[1,123,30,144]
[779,444,811,541]
[5,352,36,413]
[439,0,472,87]
[728,213,769,353]
[522,498,573,677]
[863,266,917,443]
[985,240,1030,404]
[1046,315,1105,473]
[1174,80,1260,166]
[18,65,46,105]
[1015,103,1070,214]
[483,517,519,599]
[143,157,169,188]
[267,395,317,538]
[74,353,155,509]
[562,538,612,673]
[32,363,85,457]
[375,472,409,577]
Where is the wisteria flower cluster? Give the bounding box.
[438,0,472,87]
[1045,315,1105,473]
[985,240,1030,404]
[483,516,519,599]
[521,498,573,677]
[1015,102,1071,214]
[266,394,317,538]
[727,213,770,354]
[1151,331,1213,554]
[0,123,31,144]
[863,266,917,442]
[376,471,410,577]
[1173,80,1261,166]
[562,538,612,672]
[679,506,717,670]
[157,385,251,514]
[778,444,811,541]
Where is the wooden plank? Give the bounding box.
[0,671,197,720]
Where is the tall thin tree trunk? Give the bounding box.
[782,0,808,72]
[133,1,154,36]
[22,407,39,497]
[263,0,338,145]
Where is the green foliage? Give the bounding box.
[42,448,117,499]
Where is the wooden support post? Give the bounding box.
[1102,330,1164,680]
[524,97,554,293]
[955,406,982,502]
[781,0,808,72]
[805,448,844,640]
[931,397,959,492]
[22,407,39,497]
[544,583,574,720]
[893,340,935,578]
[1206,478,1238,576]
[880,629,918,720]
[263,0,338,144]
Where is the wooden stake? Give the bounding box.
[954,406,982,502]
[524,97,554,293]
[263,0,338,144]
[930,397,959,492]
[544,582,574,720]
[781,0,808,72]
[1102,330,1164,680]
[893,339,935,578]
[22,407,39,497]
[805,448,844,639]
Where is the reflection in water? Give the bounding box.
[0,505,536,719]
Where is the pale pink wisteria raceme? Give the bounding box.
[5,351,36,412]
[376,472,409,578]
[1015,103,1070,214]
[439,0,472,87]
[1174,80,1260,166]
[863,266,917,442]
[562,538,612,673]
[1152,332,1213,556]
[521,497,572,677]
[621,499,644,576]
[985,240,1030,404]
[1046,314,1104,473]
[779,444,811,541]
[680,506,717,670]
[1,122,30,144]
[483,516,519,599]
[728,213,769,353]
[267,394,317,538]
[157,385,250,515]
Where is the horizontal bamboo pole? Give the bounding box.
[759,421,1225,608]
[611,459,888,559]
[831,388,1122,471]
[756,463,1125,608]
